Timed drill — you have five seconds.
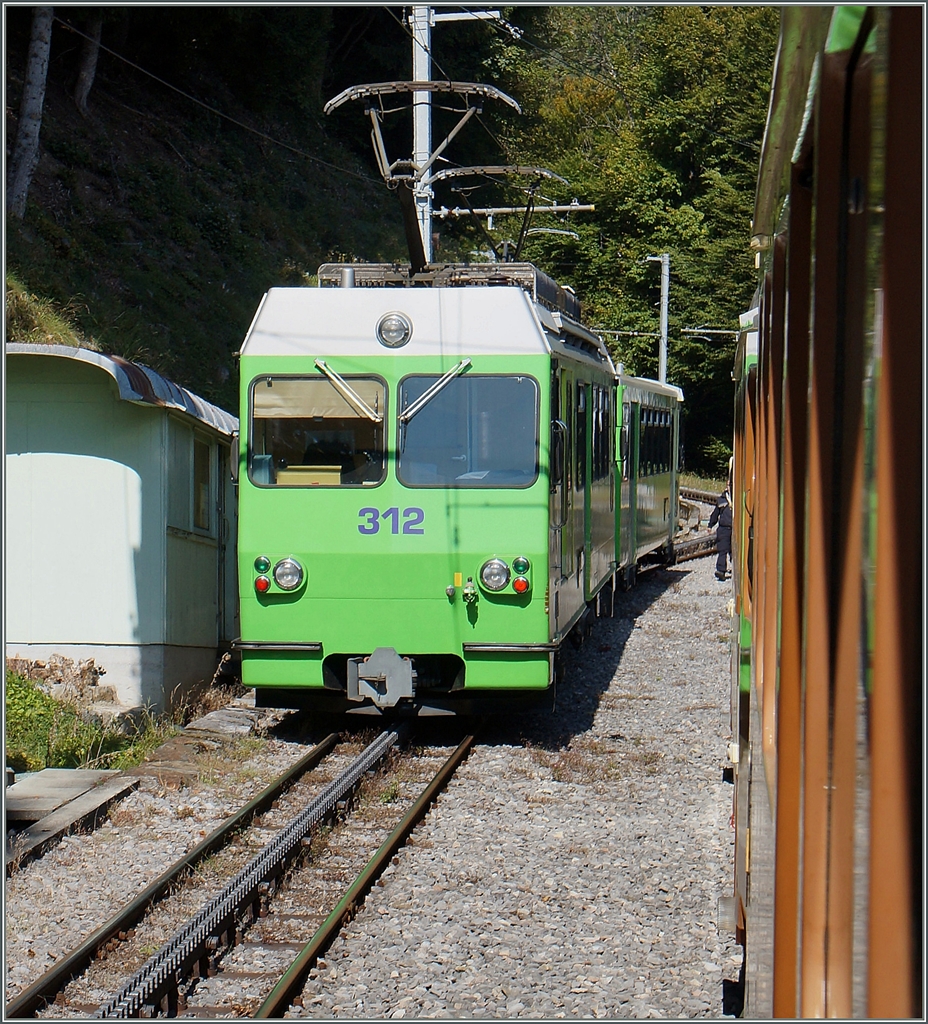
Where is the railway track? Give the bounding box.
[675,488,719,563]
[6,733,341,1019]
[14,729,471,1019]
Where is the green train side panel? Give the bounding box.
[739,614,752,694]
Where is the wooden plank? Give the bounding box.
[6,768,122,821]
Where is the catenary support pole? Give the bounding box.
[411,6,433,263]
[647,254,670,383]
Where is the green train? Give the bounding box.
[233,262,682,715]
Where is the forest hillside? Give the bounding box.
[5,6,779,472]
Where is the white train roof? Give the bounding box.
[6,343,238,436]
[240,282,614,370]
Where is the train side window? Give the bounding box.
[641,409,647,477]
[592,385,610,482]
[576,384,587,491]
[621,401,630,481]
[248,375,387,487]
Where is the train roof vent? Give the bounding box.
[317,262,582,320]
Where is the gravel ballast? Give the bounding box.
[290,554,740,1019]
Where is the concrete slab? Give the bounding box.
[6,771,139,873]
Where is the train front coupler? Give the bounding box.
[346,648,417,708]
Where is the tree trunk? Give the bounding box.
[73,15,102,116]
[7,6,54,219]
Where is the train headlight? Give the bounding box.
[479,558,510,592]
[376,312,413,348]
[273,558,304,590]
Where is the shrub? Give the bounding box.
[4,670,174,773]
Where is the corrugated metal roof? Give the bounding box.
[6,343,238,436]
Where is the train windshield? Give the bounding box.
[397,374,539,487]
[248,375,386,486]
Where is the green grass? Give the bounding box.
[5,670,175,773]
[5,273,95,349]
[680,472,727,493]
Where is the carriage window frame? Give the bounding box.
[193,436,212,531]
[247,373,388,488]
[396,372,540,489]
[638,404,673,477]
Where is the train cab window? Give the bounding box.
[248,375,386,487]
[397,374,538,487]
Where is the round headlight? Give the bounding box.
[377,312,413,348]
[480,558,510,592]
[512,556,530,575]
[273,558,304,591]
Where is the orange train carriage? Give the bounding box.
[726,6,921,1018]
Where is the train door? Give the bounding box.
[549,366,566,621]
[561,372,575,584]
[620,400,639,577]
[575,381,590,599]
[587,382,614,599]
[549,367,576,636]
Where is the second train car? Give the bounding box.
[234,261,682,715]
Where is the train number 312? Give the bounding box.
[358,507,425,535]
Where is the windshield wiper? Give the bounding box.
[314,359,382,422]
[398,359,471,424]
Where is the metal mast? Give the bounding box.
[647,253,670,383]
[410,6,503,263]
[410,6,433,262]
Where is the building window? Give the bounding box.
[194,438,210,531]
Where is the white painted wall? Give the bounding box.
[6,453,144,643]
[5,351,236,711]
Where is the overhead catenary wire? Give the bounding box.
[51,16,383,188]
[382,5,453,85]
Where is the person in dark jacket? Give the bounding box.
[709,489,733,580]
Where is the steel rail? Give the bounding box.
[4,733,340,1020]
[91,729,401,1019]
[254,734,474,1019]
[674,534,719,563]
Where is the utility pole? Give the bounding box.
[410,6,502,263]
[646,253,670,383]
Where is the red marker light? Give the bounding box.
[255,575,271,594]
[513,576,529,594]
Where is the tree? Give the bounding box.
[73,13,102,117]
[7,5,53,219]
